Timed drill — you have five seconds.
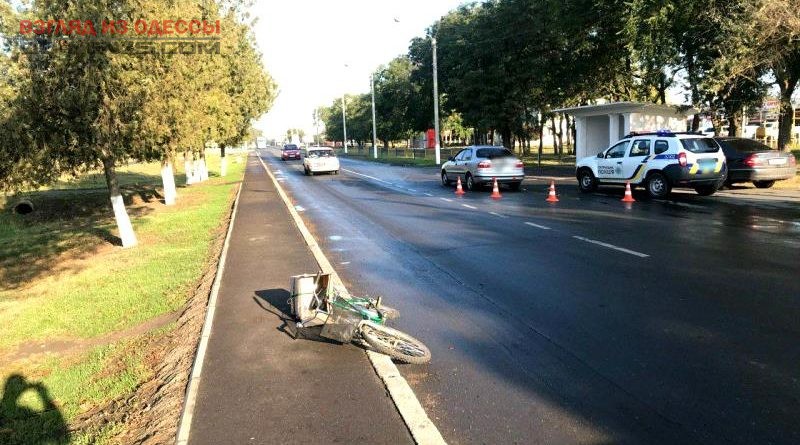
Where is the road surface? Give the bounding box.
[261,148,800,445]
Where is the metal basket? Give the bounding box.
[320,297,362,343]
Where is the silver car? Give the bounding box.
[441,146,525,191]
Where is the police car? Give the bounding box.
[576,131,728,198]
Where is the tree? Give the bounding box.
[373,57,417,147]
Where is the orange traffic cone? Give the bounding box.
[546,181,559,203]
[491,178,502,200]
[621,181,636,202]
[455,177,465,196]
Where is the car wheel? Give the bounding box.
[753,180,775,189]
[441,170,452,186]
[334,170,339,175]
[578,169,597,193]
[694,184,720,196]
[646,172,671,199]
[465,173,476,191]
[509,181,522,191]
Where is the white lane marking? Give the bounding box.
[276,177,286,182]
[424,193,434,197]
[407,188,418,192]
[572,236,650,258]
[340,262,351,265]
[341,168,391,184]
[328,235,343,241]
[294,205,306,212]
[525,222,551,230]
[462,204,477,210]
[489,212,507,218]
[441,198,453,202]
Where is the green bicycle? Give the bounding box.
[290,274,431,365]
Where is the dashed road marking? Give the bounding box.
[294,205,306,212]
[424,193,434,197]
[462,204,477,210]
[489,212,507,218]
[525,222,551,230]
[572,235,650,258]
[441,198,453,202]
[342,168,391,184]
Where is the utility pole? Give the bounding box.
[371,73,378,159]
[432,37,441,165]
[341,94,348,154]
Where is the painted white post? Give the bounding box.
[161,160,177,205]
[622,113,631,137]
[184,154,196,186]
[575,116,587,159]
[608,113,620,146]
[110,193,137,248]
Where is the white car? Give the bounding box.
[576,131,728,198]
[303,147,339,176]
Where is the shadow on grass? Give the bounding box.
[0,374,69,445]
[0,181,161,292]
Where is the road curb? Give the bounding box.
[175,177,244,445]
[255,150,447,445]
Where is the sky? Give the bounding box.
[250,0,468,140]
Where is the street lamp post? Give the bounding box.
[341,94,348,154]
[371,73,378,159]
[432,37,441,165]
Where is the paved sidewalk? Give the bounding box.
[188,154,412,444]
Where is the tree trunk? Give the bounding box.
[728,111,742,137]
[102,154,137,248]
[777,76,798,151]
[556,114,564,160]
[184,151,196,185]
[199,149,209,181]
[550,117,559,157]
[220,145,227,177]
[161,156,177,205]
[500,127,512,149]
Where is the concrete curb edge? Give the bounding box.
[255,151,447,445]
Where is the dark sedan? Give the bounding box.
[714,137,797,188]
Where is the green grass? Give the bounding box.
[0,154,245,444]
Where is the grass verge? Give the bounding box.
[0,153,245,444]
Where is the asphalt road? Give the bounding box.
[260,148,800,445]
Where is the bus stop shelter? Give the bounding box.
[554,102,697,160]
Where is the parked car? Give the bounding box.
[440,146,524,191]
[303,147,339,175]
[714,137,796,188]
[281,144,301,161]
[576,131,728,198]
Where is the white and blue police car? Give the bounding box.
[576,131,728,199]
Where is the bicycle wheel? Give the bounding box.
[360,321,431,364]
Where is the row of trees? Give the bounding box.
[317,0,799,153]
[0,0,276,247]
